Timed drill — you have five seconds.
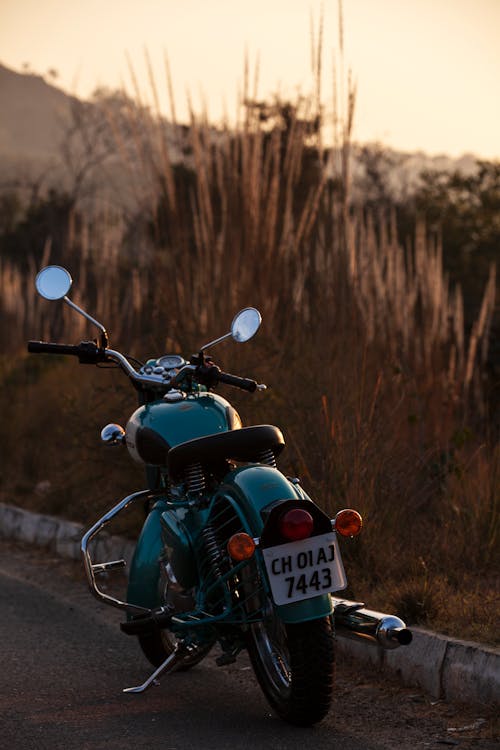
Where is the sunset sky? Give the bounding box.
[1,0,499,159]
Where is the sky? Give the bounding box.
[1,0,499,159]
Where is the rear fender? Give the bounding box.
[216,465,334,624]
[215,464,303,529]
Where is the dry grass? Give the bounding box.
[0,35,497,643]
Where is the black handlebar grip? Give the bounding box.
[218,371,257,392]
[27,340,103,364]
[27,341,81,356]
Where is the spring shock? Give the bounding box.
[199,524,224,579]
[185,462,205,493]
[258,448,276,467]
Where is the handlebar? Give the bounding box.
[217,371,259,393]
[191,363,262,393]
[27,341,164,385]
[28,341,82,356]
[28,340,105,364]
[27,342,266,393]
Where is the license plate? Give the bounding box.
[261,532,347,605]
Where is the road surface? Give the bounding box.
[0,540,497,749]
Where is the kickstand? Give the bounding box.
[123,647,181,694]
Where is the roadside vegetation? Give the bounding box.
[0,40,498,645]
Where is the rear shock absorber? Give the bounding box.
[199,524,224,579]
[185,462,205,493]
[258,448,277,468]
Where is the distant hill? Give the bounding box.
[0,63,74,159]
[0,63,184,205]
[0,62,484,200]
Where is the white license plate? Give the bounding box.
[261,532,347,605]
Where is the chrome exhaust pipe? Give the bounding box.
[332,598,412,650]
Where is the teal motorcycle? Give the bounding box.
[28,265,412,726]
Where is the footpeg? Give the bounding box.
[120,606,172,636]
[333,600,365,615]
[92,559,126,573]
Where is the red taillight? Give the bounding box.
[278,508,314,541]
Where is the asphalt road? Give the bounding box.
[0,540,497,750]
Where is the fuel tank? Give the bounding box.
[125,392,242,466]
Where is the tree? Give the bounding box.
[413,161,500,318]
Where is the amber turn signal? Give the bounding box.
[227,532,256,561]
[334,509,363,537]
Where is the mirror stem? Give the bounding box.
[200,331,232,351]
[63,296,109,348]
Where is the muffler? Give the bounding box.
[332,598,412,650]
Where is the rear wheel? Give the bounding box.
[247,603,335,726]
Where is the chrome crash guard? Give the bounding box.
[80,488,191,693]
[81,488,157,616]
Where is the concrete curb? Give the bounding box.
[1,501,498,706]
[0,502,135,567]
[335,628,499,706]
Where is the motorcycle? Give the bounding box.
[28,265,412,726]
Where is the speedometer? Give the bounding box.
[156,354,185,369]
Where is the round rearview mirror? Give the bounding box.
[231,307,262,343]
[35,265,72,300]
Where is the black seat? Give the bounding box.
[167,424,285,482]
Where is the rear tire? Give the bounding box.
[247,607,335,726]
